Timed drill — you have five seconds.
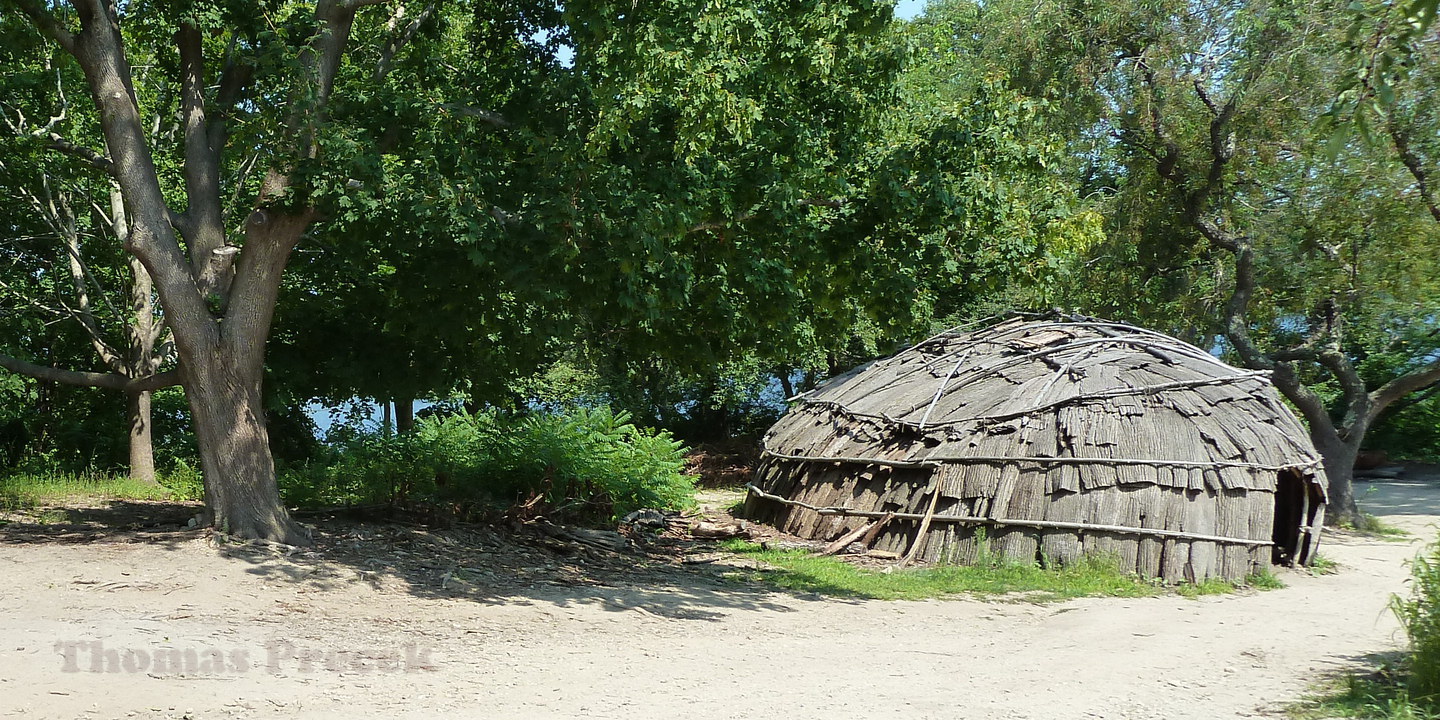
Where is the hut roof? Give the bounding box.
[765,315,1325,495]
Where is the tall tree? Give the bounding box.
[1,0,408,541]
[951,0,1440,522]
[1,0,929,541]
[0,24,173,481]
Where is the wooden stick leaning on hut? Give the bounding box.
[860,512,895,547]
[900,475,946,567]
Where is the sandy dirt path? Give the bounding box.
[1,479,1437,720]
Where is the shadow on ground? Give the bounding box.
[0,500,200,549]
[0,496,831,619]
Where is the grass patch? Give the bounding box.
[1175,577,1240,598]
[1289,667,1438,719]
[720,540,1289,601]
[0,469,198,510]
[1249,568,1288,589]
[1309,553,1341,575]
[1292,533,1440,719]
[1350,513,1412,540]
[719,539,1161,601]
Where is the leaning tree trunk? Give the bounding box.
[184,350,309,544]
[126,389,157,485]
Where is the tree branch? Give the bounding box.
[41,132,115,175]
[0,353,180,392]
[176,21,231,298]
[1379,378,1440,418]
[15,176,127,368]
[65,0,219,356]
[1371,356,1440,418]
[438,103,514,129]
[376,0,439,81]
[222,210,313,375]
[1271,361,1342,444]
[57,188,126,371]
[208,34,254,152]
[1388,117,1440,224]
[294,0,373,154]
[8,0,79,56]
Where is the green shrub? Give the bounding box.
[483,407,695,521]
[158,460,205,502]
[1395,537,1440,708]
[280,407,696,525]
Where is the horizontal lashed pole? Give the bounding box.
[760,449,1323,473]
[744,484,1274,548]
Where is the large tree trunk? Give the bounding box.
[185,355,309,544]
[126,389,157,485]
[1312,429,1362,526]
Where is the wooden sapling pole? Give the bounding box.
[900,476,945,567]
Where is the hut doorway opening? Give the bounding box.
[1272,468,1324,566]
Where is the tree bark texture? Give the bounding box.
[1312,430,1361,525]
[185,354,309,544]
[126,389,157,485]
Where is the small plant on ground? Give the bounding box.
[159,460,205,502]
[1176,577,1237,598]
[1248,569,1287,590]
[1308,553,1341,575]
[1350,513,1411,540]
[1289,665,1438,720]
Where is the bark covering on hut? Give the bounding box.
[745,315,1327,582]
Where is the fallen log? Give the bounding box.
[690,521,748,539]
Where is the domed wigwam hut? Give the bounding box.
[745,314,1327,582]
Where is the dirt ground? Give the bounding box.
[2,474,1439,720]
